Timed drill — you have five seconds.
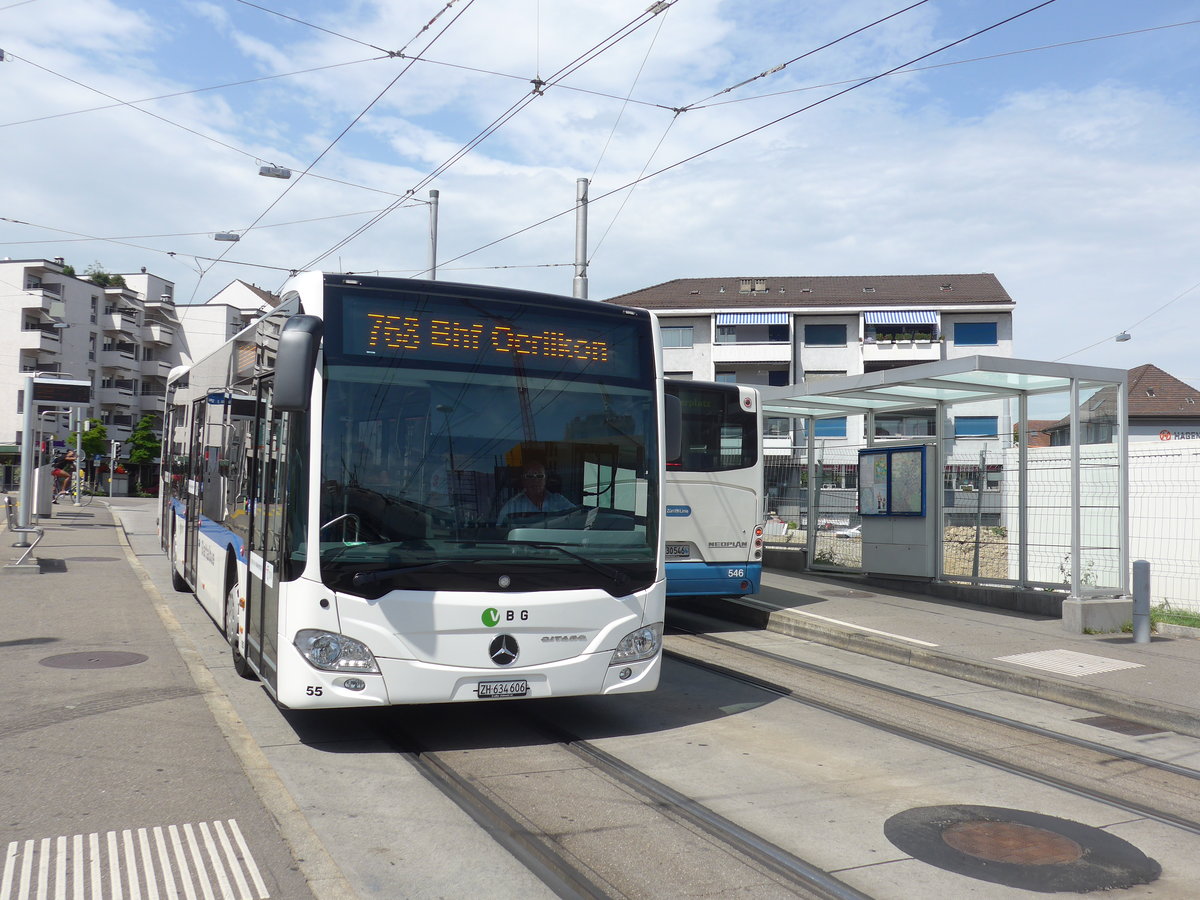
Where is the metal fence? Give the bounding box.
[764,434,1135,596]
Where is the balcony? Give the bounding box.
[22,282,61,314]
[140,393,166,414]
[141,358,172,379]
[861,337,944,365]
[105,417,134,442]
[142,322,175,344]
[99,380,136,407]
[99,348,137,372]
[102,311,140,334]
[711,341,792,364]
[20,325,62,353]
[144,298,179,321]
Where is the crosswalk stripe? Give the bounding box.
[1,822,269,900]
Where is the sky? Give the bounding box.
[3,0,1200,382]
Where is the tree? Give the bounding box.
[83,262,127,288]
[81,418,108,460]
[126,414,162,497]
[127,414,161,465]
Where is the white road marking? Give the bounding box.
[1,822,269,900]
[787,608,940,647]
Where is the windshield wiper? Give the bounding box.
[350,561,454,588]
[460,540,629,589]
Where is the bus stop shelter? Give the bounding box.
[758,356,1130,632]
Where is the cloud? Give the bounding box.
[3,1,1200,381]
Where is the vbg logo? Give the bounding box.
[482,608,500,627]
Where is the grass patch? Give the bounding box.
[1152,606,1200,629]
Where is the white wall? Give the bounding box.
[1000,440,1200,611]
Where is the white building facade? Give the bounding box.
[605,273,1016,451]
[1,259,274,487]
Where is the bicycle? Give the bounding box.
[53,476,99,506]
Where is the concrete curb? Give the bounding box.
[109,506,360,900]
[684,594,1200,740]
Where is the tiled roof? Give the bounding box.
[1046,364,1200,430]
[1125,364,1200,417]
[604,273,1013,310]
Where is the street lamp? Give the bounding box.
[259,165,292,179]
[214,232,241,242]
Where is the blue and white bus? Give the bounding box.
[664,379,765,597]
[162,272,676,708]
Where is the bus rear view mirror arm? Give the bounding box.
[275,315,324,411]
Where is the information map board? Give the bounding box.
[858,445,926,517]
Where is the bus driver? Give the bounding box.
[496,460,575,527]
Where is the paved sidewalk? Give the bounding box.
[0,497,340,899]
[687,567,1200,739]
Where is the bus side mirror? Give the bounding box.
[664,393,681,463]
[274,315,323,411]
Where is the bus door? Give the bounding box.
[183,397,206,587]
[245,378,287,691]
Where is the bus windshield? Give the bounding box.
[668,381,759,473]
[316,285,659,598]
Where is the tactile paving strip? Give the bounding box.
[994,649,1143,677]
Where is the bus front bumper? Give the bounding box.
[275,647,661,708]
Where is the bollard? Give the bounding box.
[1132,560,1151,644]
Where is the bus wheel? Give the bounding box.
[225,584,256,680]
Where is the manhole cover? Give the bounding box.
[40,651,149,670]
[63,556,121,562]
[885,805,1160,892]
[820,589,874,599]
[942,821,1082,865]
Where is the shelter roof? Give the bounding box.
[759,356,1126,420]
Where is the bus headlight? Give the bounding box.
[294,629,381,674]
[610,623,662,665]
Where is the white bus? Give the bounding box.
[664,379,765,597]
[162,272,677,708]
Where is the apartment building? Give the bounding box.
[605,273,1016,448]
[1,258,275,485]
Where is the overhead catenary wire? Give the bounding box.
[589,0,934,266]
[8,0,1171,297]
[677,0,933,111]
[3,51,409,199]
[1056,278,1200,362]
[298,0,681,276]
[0,55,390,130]
[199,0,481,297]
[232,0,393,54]
[425,0,1066,277]
[687,18,1200,111]
[0,206,410,245]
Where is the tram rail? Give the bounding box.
[374,709,869,900]
[665,612,1200,838]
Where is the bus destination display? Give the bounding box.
[334,292,645,378]
[365,313,609,363]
